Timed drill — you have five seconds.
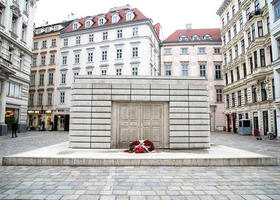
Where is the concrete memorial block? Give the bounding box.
[70,76,210,149]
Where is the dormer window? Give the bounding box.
[73,22,79,30]
[179,35,188,41]
[112,13,120,23]
[126,11,135,21]
[85,20,92,28]
[98,16,106,25]
[45,27,51,33]
[191,34,200,41]
[54,25,60,31]
[203,34,212,40]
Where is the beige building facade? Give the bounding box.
[28,21,72,131]
[217,0,276,135]
[161,27,225,131]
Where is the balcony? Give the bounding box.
[0,56,15,76]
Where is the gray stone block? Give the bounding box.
[0,124,7,136]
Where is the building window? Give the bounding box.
[226,94,230,108]
[227,12,230,22]
[74,72,79,76]
[248,31,251,45]
[223,35,226,45]
[244,89,248,105]
[181,48,188,54]
[222,18,225,27]
[132,65,138,76]
[116,49,122,59]
[73,23,78,30]
[132,27,138,37]
[126,12,133,21]
[261,82,267,101]
[257,21,263,37]
[98,18,105,25]
[224,53,227,64]
[101,69,107,75]
[232,93,235,107]
[30,74,35,86]
[29,93,34,106]
[32,57,37,67]
[132,47,138,57]
[254,51,258,68]
[260,49,266,67]
[241,39,245,53]
[225,73,228,85]
[39,74,44,85]
[274,1,280,21]
[215,64,222,80]
[62,55,67,65]
[88,52,93,63]
[237,67,240,80]
[235,45,238,58]
[231,70,234,83]
[249,57,253,73]
[11,15,18,34]
[233,24,237,37]
[165,64,171,76]
[47,93,52,105]
[116,68,122,76]
[243,63,247,78]
[33,42,38,50]
[216,89,223,103]
[246,7,250,21]
[117,29,123,39]
[200,65,206,77]
[89,34,94,43]
[87,71,92,75]
[198,47,206,54]
[252,24,255,41]
[252,85,257,103]
[240,17,244,30]
[76,36,81,45]
[229,49,232,61]
[74,54,80,64]
[103,32,108,40]
[60,92,65,104]
[50,55,55,65]
[164,48,171,55]
[232,5,235,16]
[42,40,47,48]
[41,55,46,65]
[255,0,260,11]
[102,50,107,61]
[214,48,221,54]
[228,30,231,41]
[0,6,4,26]
[51,39,56,47]
[38,93,43,106]
[267,16,270,33]
[61,73,66,84]
[238,90,242,106]
[48,73,53,85]
[272,79,275,99]
[182,64,188,76]
[63,38,68,47]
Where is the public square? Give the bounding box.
[0,131,279,200]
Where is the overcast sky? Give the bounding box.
[34,0,224,39]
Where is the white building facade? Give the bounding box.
[0,0,37,135]
[217,0,276,135]
[58,5,160,122]
[161,27,225,131]
[268,0,280,136]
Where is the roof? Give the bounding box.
[34,20,73,36]
[63,7,148,33]
[163,28,221,43]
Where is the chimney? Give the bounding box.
[186,23,192,30]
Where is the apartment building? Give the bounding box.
[28,21,72,131]
[161,26,225,131]
[0,0,37,135]
[217,0,276,135]
[57,5,160,125]
[268,0,280,136]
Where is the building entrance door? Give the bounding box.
[263,111,268,135]
[112,102,169,149]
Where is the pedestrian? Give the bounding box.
[11,119,18,138]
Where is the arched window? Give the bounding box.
[85,20,91,28]
[203,34,213,40]
[98,17,106,25]
[112,14,119,23]
[126,11,134,21]
[191,34,200,41]
[179,35,188,41]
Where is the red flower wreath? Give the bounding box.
[125,140,155,153]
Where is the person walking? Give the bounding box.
[11,119,18,138]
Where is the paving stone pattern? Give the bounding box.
[0,131,279,200]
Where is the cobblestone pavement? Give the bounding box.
[0,131,279,200]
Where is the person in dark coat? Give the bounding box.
[11,120,18,138]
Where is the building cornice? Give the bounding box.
[217,0,231,16]
[161,40,222,46]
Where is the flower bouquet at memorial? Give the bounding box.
[124,140,155,153]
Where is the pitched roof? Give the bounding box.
[163,28,221,43]
[63,8,148,33]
